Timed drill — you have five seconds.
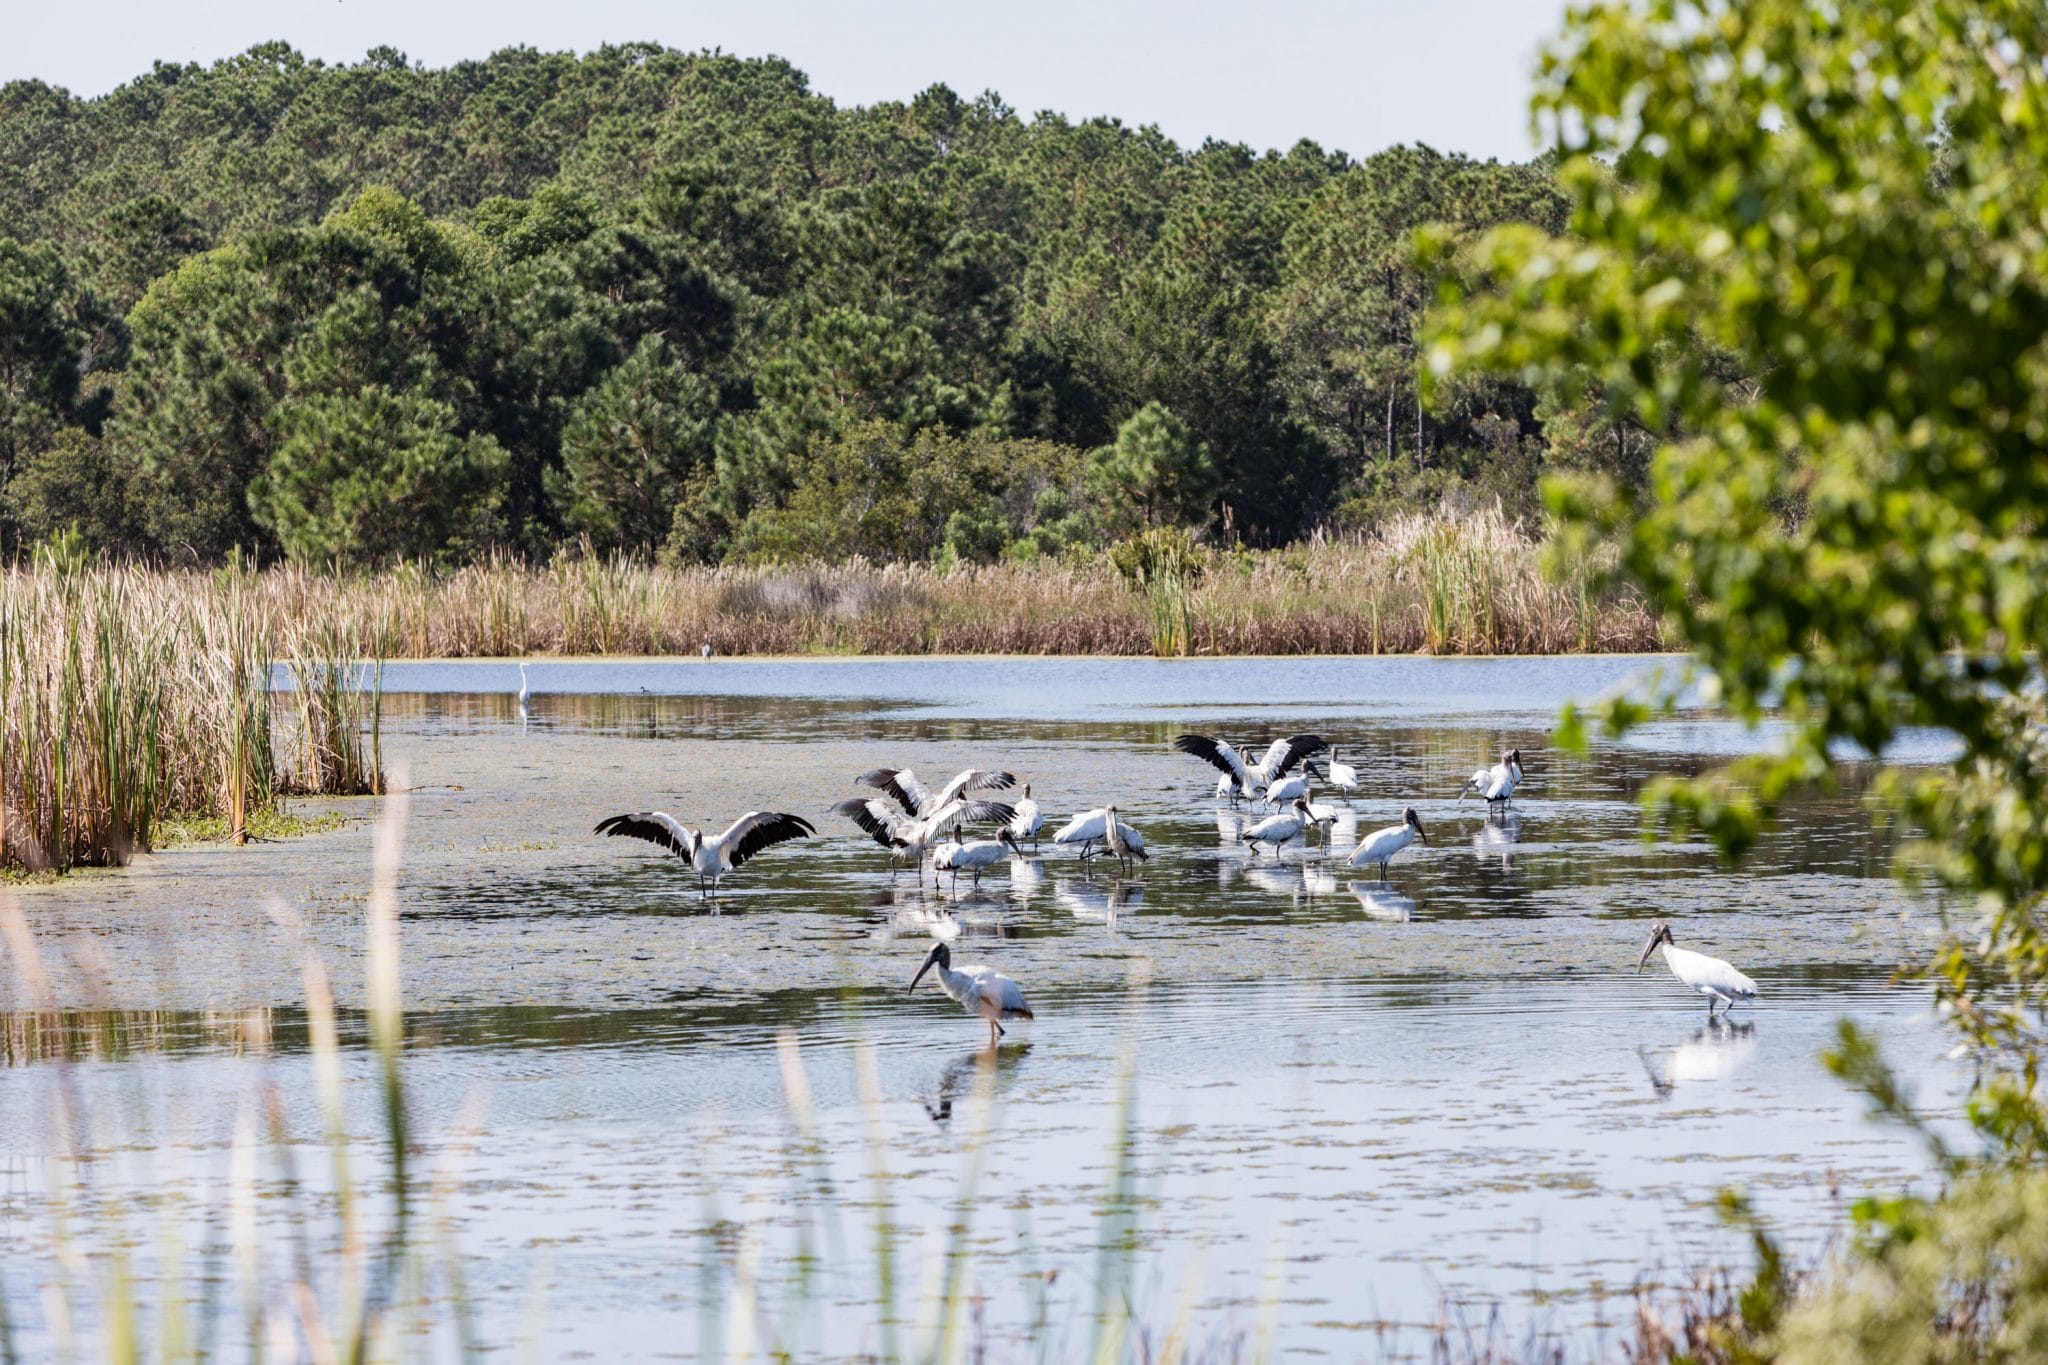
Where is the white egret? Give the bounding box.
[1346,807,1428,878]
[1325,749,1360,793]
[1459,749,1525,807]
[1007,784,1044,848]
[910,943,1034,1047]
[1175,733,1326,802]
[1242,797,1315,857]
[1051,807,1148,867]
[516,662,531,722]
[1636,923,1758,1017]
[595,809,814,898]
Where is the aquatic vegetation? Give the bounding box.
[0,553,382,873]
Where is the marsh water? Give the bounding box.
[0,656,1960,1359]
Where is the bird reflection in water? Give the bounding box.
[1054,876,1140,926]
[925,1041,1034,1124]
[1637,1018,1758,1100]
[1471,808,1522,872]
[1346,880,1417,922]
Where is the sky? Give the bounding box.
[3,0,1572,164]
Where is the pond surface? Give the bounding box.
[0,655,1960,1360]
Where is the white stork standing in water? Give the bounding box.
[1636,923,1759,1018]
[1459,749,1525,808]
[910,943,1034,1047]
[1051,807,1148,868]
[595,809,814,898]
[1346,807,1428,878]
[1174,734,1326,803]
[1007,784,1044,849]
[1242,797,1315,857]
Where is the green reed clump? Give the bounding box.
[280,610,384,797]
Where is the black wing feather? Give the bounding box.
[1265,734,1329,780]
[595,811,690,855]
[855,767,924,816]
[1173,734,1241,778]
[833,798,910,848]
[727,812,814,869]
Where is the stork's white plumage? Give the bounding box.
[1460,749,1524,806]
[595,809,814,897]
[1051,807,1148,865]
[1263,763,1325,809]
[1325,749,1359,792]
[1175,733,1326,802]
[910,943,1034,1046]
[1243,798,1315,857]
[835,792,1017,883]
[1636,923,1759,1017]
[860,767,1018,820]
[934,830,1024,890]
[1007,784,1044,847]
[1346,807,1428,878]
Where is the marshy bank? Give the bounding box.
[203,508,1663,660]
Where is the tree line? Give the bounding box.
[0,42,1642,567]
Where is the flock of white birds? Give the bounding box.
[592,727,1759,1046]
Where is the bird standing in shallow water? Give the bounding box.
[1636,922,1758,1018]
[516,662,531,722]
[1346,807,1428,878]
[1460,749,1524,807]
[595,809,813,899]
[910,943,1033,1047]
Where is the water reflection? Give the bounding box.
[924,1042,1034,1123]
[1471,809,1522,871]
[1053,877,1140,925]
[1637,1019,1759,1099]
[1347,880,1418,922]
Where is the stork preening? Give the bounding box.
[595,809,814,897]
[1460,749,1524,807]
[934,829,1025,891]
[1051,807,1148,870]
[1007,784,1044,849]
[1346,807,1428,878]
[910,943,1034,1047]
[1325,749,1359,793]
[1174,734,1327,804]
[1636,923,1758,1018]
[1242,797,1315,857]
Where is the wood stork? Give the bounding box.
[1007,784,1044,849]
[1346,807,1428,878]
[910,943,1034,1047]
[595,809,814,897]
[860,767,1018,821]
[934,829,1025,891]
[700,642,713,658]
[835,793,1017,883]
[516,662,531,722]
[1174,734,1326,803]
[1325,749,1360,793]
[1636,923,1758,1017]
[1263,762,1326,809]
[1243,797,1315,857]
[1459,749,1524,807]
[1051,807,1148,868]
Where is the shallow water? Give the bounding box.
[0,655,1961,1359]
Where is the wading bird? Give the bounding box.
[1635,922,1758,1018]
[1263,763,1326,809]
[835,793,1017,883]
[1007,784,1044,849]
[860,767,1018,820]
[516,662,531,722]
[1325,749,1360,793]
[1459,749,1524,808]
[595,809,814,898]
[1174,734,1327,803]
[1346,807,1428,878]
[1243,797,1316,857]
[934,829,1025,891]
[1051,807,1148,867]
[910,943,1033,1047]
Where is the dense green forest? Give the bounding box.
[0,42,1633,566]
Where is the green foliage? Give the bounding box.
[255,386,507,565]
[1089,402,1218,530]
[1427,0,2048,1352]
[547,336,721,556]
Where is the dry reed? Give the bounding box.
[251,506,1661,660]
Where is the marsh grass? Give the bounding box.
[0,555,384,873]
